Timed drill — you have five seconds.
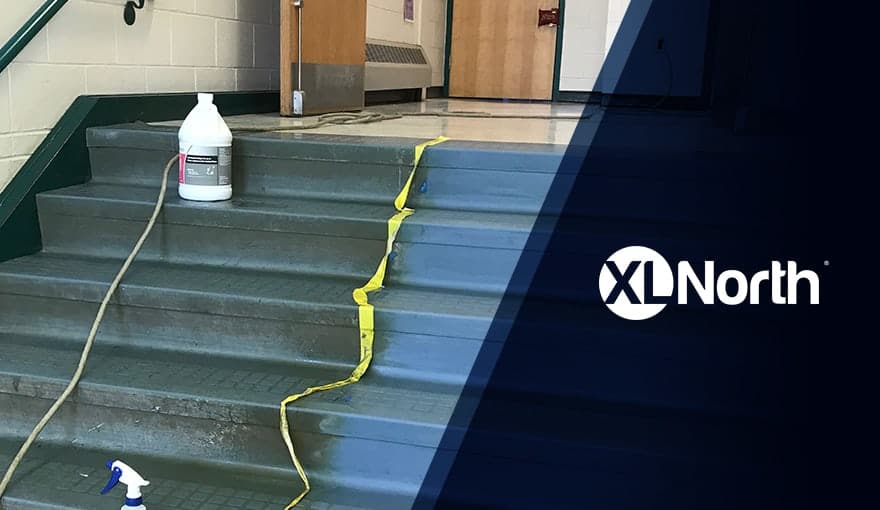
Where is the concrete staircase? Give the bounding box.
[0,116,781,509]
[0,124,569,509]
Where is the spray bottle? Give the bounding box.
[178,93,233,202]
[101,460,150,510]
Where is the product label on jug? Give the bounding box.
[180,146,231,186]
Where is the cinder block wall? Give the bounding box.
[0,0,280,192]
[559,0,631,93]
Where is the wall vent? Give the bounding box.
[367,43,428,65]
[365,40,432,91]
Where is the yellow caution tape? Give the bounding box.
[279,136,449,508]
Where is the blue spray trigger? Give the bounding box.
[101,465,123,495]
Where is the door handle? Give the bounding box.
[538,8,560,28]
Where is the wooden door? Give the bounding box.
[280,0,367,115]
[449,0,559,100]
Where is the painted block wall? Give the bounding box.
[562,0,711,95]
[367,0,447,87]
[559,0,609,92]
[0,0,44,43]
[598,0,712,96]
[1,0,280,192]
[560,0,632,92]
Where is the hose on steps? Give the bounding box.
[231,111,404,132]
[0,154,178,500]
[0,118,447,508]
[0,110,408,502]
[228,108,597,133]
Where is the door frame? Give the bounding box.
[442,0,568,101]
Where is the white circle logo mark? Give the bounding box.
[599,246,674,320]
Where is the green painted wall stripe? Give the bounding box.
[552,0,567,101]
[443,0,454,97]
[0,91,279,262]
[0,0,70,73]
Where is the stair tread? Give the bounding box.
[0,336,765,475]
[39,183,539,249]
[0,439,398,510]
[0,253,502,329]
[40,183,745,250]
[0,334,454,445]
[88,123,569,173]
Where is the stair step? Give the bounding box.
[0,336,771,507]
[0,251,780,415]
[0,253,501,341]
[38,182,541,249]
[35,183,755,296]
[86,125,566,214]
[86,124,774,223]
[0,334,455,447]
[0,393,434,506]
[0,334,452,505]
[0,293,481,389]
[36,183,537,293]
[0,439,413,509]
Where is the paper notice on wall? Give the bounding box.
[404,0,414,21]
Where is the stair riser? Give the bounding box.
[88,128,567,179]
[407,165,557,214]
[0,271,495,341]
[35,192,755,298]
[36,209,754,298]
[88,145,754,222]
[0,295,479,387]
[3,287,778,416]
[39,213,386,280]
[37,190,539,252]
[0,392,435,493]
[37,211,526,293]
[87,127,768,224]
[410,153,772,222]
[89,147,405,203]
[36,191,395,243]
[88,146,559,214]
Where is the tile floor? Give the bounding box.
[156,99,596,145]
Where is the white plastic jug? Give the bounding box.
[178,93,233,201]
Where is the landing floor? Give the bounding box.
[158,98,591,145]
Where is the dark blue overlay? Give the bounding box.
[415,0,840,508]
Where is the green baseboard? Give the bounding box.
[0,91,279,262]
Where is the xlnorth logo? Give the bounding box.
[598,246,820,320]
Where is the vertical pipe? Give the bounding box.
[292,0,304,115]
[297,2,302,90]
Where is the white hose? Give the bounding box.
[0,154,177,499]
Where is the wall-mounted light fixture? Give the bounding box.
[123,0,146,26]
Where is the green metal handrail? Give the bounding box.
[0,0,69,73]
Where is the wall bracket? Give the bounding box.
[123,0,146,26]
